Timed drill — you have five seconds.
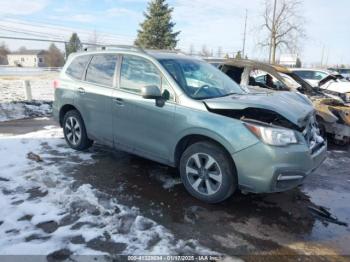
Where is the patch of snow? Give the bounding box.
[0,80,54,102]
[0,127,217,257]
[0,78,54,122]
[0,101,52,122]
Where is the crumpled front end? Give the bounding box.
[313,98,350,143]
[233,113,326,193]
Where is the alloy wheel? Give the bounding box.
[65,116,82,146]
[185,153,222,196]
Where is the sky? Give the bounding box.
[0,0,349,66]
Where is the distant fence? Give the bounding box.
[0,66,61,76]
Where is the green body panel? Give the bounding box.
[233,141,327,193]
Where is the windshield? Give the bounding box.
[278,73,301,89]
[334,74,348,82]
[338,69,350,74]
[158,58,245,99]
[284,72,322,96]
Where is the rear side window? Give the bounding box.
[294,70,314,79]
[66,55,91,80]
[86,54,118,87]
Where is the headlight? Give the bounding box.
[245,122,298,146]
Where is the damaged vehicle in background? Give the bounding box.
[329,67,350,80]
[208,59,350,144]
[291,68,350,104]
[54,48,327,203]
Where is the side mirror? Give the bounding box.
[141,85,162,99]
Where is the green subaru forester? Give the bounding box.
[53,46,327,203]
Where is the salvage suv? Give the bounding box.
[53,46,327,203]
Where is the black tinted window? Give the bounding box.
[86,54,118,86]
[294,70,314,79]
[66,55,91,80]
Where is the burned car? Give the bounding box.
[208,59,350,144]
[292,68,350,104]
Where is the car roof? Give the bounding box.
[147,51,201,61]
[291,68,329,73]
[291,68,342,76]
[71,47,200,61]
[206,58,292,73]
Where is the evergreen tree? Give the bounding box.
[65,33,82,57]
[296,58,302,68]
[235,51,242,59]
[45,43,65,67]
[135,0,180,49]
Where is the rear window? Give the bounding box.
[86,54,118,87]
[66,55,91,80]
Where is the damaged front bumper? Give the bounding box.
[232,140,327,194]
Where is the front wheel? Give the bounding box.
[63,110,93,151]
[179,141,237,203]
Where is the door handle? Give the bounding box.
[113,97,124,106]
[77,87,85,94]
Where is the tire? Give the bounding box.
[63,110,93,151]
[179,141,237,203]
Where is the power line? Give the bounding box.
[0,26,64,40]
[0,18,135,42]
[0,35,101,46]
[242,9,248,57]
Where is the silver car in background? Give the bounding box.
[53,47,327,203]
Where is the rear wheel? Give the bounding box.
[179,141,237,203]
[63,110,93,151]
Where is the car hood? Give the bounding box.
[204,91,314,128]
[321,81,350,93]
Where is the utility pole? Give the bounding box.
[242,9,248,58]
[269,0,277,64]
[325,48,330,67]
[320,44,325,67]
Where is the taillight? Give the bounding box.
[53,79,60,89]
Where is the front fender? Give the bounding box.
[170,124,259,164]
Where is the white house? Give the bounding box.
[7,50,47,67]
[279,54,299,68]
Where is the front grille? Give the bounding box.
[302,115,325,154]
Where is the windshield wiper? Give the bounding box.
[219,92,240,98]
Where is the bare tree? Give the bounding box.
[45,43,65,67]
[18,46,27,52]
[0,42,10,65]
[189,44,195,55]
[200,45,211,57]
[259,0,305,63]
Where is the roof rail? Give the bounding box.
[83,45,145,53]
[146,49,186,55]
